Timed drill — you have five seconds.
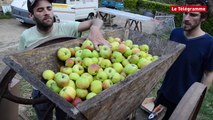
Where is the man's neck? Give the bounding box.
[184,27,205,39]
[36,25,53,35]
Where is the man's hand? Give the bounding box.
[88,26,111,50]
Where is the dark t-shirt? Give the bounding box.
[159,28,213,104]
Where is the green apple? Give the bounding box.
[137,58,152,69]
[111,51,124,63]
[86,92,97,100]
[120,71,127,78]
[74,57,82,65]
[102,79,113,89]
[92,50,99,58]
[59,86,76,102]
[112,62,123,73]
[104,67,116,77]
[88,64,101,75]
[90,80,102,94]
[46,79,56,88]
[81,39,94,50]
[54,72,70,88]
[124,48,132,58]
[146,54,153,61]
[124,40,133,48]
[57,47,71,61]
[107,36,115,43]
[98,57,104,65]
[75,49,82,58]
[96,71,108,81]
[82,57,93,68]
[42,69,55,80]
[74,46,81,51]
[121,59,130,67]
[110,72,122,84]
[67,80,75,89]
[139,44,149,53]
[91,57,99,64]
[69,72,80,81]
[81,73,93,84]
[65,58,75,67]
[81,49,93,58]
[135,51,148,59]
[60,66,72,75]
[132,44,139,48]
[76,88,88,99]
[124,64,139,75]
[99,45,112,59]
[152,55,159,61]
[76,76,90,89]
[114,37,121,43]
[72,64,84,75]
[100,59,112,68]
[110,41,120,51]
[128,54,140,64]
[50,82,62,94]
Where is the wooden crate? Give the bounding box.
[3,29,185,120]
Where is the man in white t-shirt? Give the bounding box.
[18,0,111,120]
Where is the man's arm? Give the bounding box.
[78,18,111,50]
[202,71,213,90]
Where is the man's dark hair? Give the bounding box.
[27,0,53,14]
[185,0,210,19]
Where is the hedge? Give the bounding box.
[124,0,213,35]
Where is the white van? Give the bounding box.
[10,0,98,24]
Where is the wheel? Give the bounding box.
[87,13,95,20]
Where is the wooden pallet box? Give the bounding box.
[3,29,185,120]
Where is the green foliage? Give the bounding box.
[198,86,213,120]
[135,0,213,35]
[0,12,12,19]
[124,0,138,9]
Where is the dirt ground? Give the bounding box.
[0,19,32,72]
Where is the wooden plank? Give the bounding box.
[169,82,207,120]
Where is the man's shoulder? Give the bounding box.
[172,27,183,33]
[55,21,80,26]
[21,26,36,36]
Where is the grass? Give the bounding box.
[0,12,12,19]
[198,86,213,120]
[19,79,37,120]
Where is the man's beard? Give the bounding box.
[183,21,199,32]
[34,16,54,32]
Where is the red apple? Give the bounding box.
[131,47,140,54]
[88,64,101,75]
[72,97,82,107]
[69,48,76,57]
[65,58,75,67]
[118,43,127,54]
[59,86,76,102]
[81,39,94,50]
[102,79,113,89]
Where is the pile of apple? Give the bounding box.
[42,37,159,106]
